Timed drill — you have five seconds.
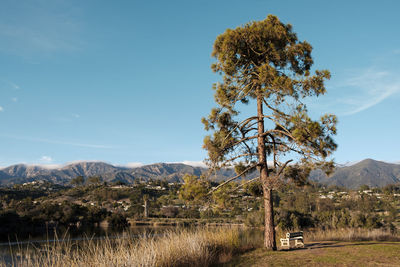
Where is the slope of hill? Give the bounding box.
[309,159,400,189]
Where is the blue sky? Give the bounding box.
[1,0,400,167]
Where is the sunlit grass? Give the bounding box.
[305,228,400,242]
[1,227,242,267]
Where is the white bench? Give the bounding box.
[280,231,304,249]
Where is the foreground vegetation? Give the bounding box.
[1,228,245,267]
[2,227,400,267]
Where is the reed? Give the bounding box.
[2,227,241,267]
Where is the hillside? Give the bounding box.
[310,159,400,189]
[1,159,400,188]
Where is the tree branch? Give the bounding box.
[221,116,258,145]
[277,159,293,176]
[207,164,257,195]
[229,176,260,193]
[225,153,257,163]
[263,99,290,118]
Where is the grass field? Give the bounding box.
[226,241,400,266]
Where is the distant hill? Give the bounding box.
[309,159,400,189]
[0,162,239,186]
[1,159,400,188]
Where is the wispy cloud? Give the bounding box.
[11,97,17,102]
[0,106,3,112]
[0,134,115,149]
[341,69,400,115]
[324,68,400,116]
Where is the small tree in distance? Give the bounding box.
[202,15,337,250]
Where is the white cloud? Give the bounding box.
[122,162,145,168]
[11,97,17,102]
[40,156,53,163]
[0,106,3,112]
[35,163,61,169]
[181,161,208,168]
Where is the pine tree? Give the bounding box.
[202,15,337,250]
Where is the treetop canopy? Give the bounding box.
[203,14,337,175]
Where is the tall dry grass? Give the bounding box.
[1,227,241,267]
[305,228,400,242]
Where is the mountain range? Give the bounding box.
[1,159,399,189]
[0,162,238,186]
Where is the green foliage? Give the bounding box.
[212,182,237,210]
[203,14,337,174]
[179,174,210,204]
[276,210,314,230]
[244,181,263,197]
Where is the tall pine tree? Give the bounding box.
[202,15,337,250]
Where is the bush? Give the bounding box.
[107,213,129,229]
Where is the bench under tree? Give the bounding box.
[280,231,304,249]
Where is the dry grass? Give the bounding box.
[1,227,241,267]
[230,241,400,267]
[305,228,400,242]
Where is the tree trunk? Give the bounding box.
[263,186,276,249]
[257,95,277,250]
